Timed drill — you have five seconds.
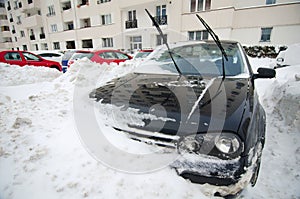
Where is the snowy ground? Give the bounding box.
[0,58,299,199]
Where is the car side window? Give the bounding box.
[115,52,129,60]
[4,52,22,61]
[99,52,117,59]
[23,52,40,61]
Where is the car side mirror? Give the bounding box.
[255,67,276,79]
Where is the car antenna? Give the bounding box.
[145,9,182,75]
[196,14,228,79]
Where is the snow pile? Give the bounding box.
[0,57,300,199]
[0,63,61,86]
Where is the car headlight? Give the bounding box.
[215,134,240,154]
[178,133,243,159]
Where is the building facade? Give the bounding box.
[2,0,300,52]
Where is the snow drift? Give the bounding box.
[0,58,299,199]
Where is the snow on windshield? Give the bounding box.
[134,42,249,77]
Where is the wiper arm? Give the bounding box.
[145,9,182,75]
[196,14,228,79]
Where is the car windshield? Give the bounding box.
[134,41,249,77]
[134,51,152,59]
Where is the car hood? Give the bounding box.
[90,73,249,136]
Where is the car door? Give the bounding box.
[3,52,25,66]
[22,52,44,66]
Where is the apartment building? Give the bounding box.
[2,0,300,52]
[0,0,13,50]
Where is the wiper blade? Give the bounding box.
[145,9,182,75]
[196,14,228,79]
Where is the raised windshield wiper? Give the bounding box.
[196,14,228,79]
[145,9,182,75]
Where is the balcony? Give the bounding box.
[22,15,42,28]
[23,0,41,11]
[40,33,45,39]
[125,20,138,29]
[153,15,167,25]
[30,35,35,40]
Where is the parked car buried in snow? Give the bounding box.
[67,49,132,67]
[0,50,62,71]
[90,40,276,197]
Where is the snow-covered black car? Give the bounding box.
[90,40,275,197]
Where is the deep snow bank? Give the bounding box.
[0,63,61,86]
[0,58,300,199]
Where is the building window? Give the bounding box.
[17,16,21,24]
[101,14,112,25]
[80,18,91,28]
[188,30,208,41]
[190,0,211,12]
[97,0,111,4]
[0,15,8,20]
[130,36,142,50]
[260,27,272,42]
[41,43,48,50]
[156,34,167,46]
[51,24,58,32]
[28,0,33,4]
[61,1,71,11]
[154,5,167,25]
[102,38,113,47]
[66,40,76,49]
[47,5,56,16]
[20,30,25,37]
[82,39,93,48]
[53,42,60,50]
[126,10,137,29]
[266,0,276,5]
[2,26,10,31]
[22,45,27,51]
[0,2,5,8]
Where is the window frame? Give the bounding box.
[190,0,211,12]
[260,27,273,42]
[102,37,113,48]
[101,14,112,25]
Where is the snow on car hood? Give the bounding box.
[90,72,249,136]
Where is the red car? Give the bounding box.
[68,49,132,66]
[0,50,62,71]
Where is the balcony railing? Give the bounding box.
[125,20,138,29]
[30,35,35,40]
[40,33,45,39]
[153,15,167,25]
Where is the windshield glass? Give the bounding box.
[134,41,249,77]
